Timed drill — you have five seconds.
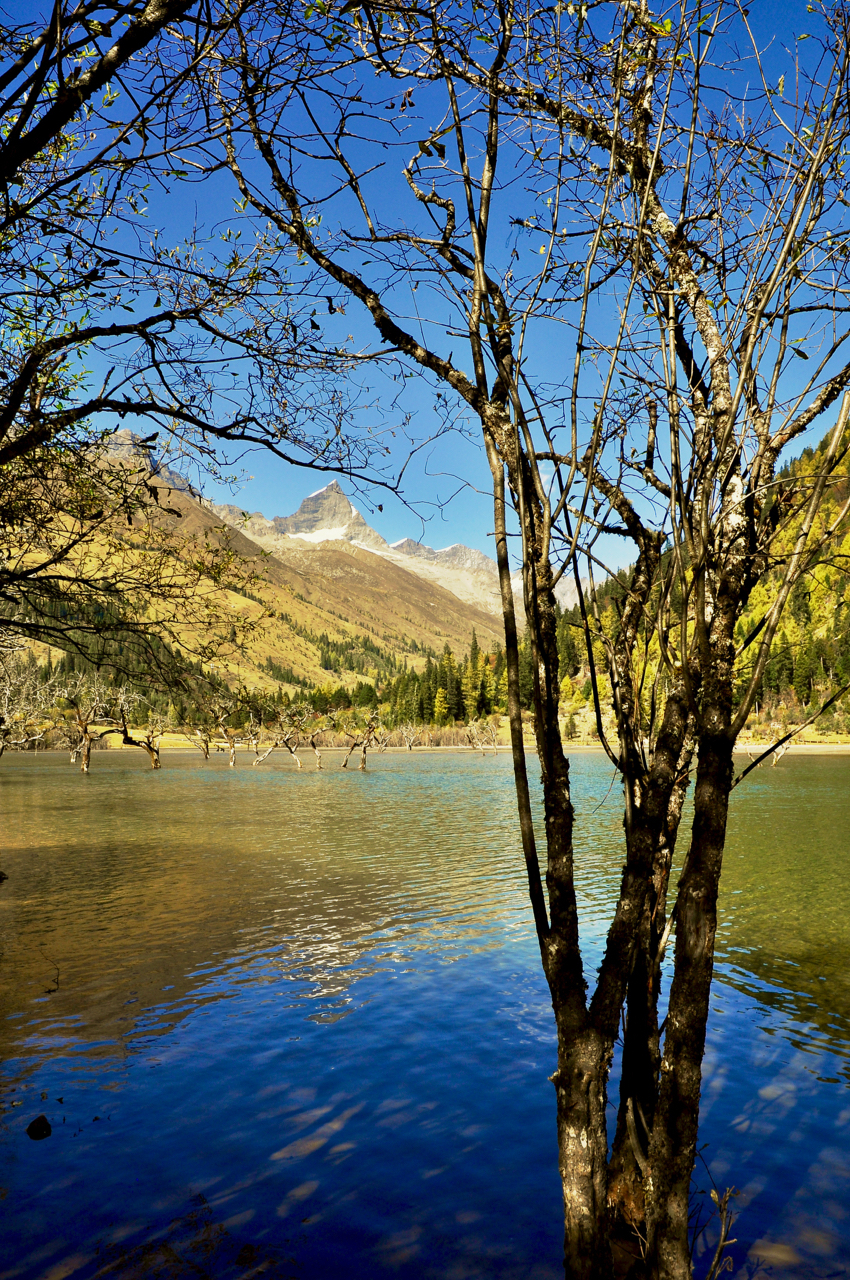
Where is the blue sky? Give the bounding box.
[183,0,835,566]
[203,420,500,553]
[70,0,840,568]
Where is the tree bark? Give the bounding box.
[608,683,696,1250]
[551,1027,615,1280]
[645,730,734,1279]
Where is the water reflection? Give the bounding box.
[0,749,848,1278]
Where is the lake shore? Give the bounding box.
[97,735,850,757]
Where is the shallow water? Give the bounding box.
[0,749,847,1279]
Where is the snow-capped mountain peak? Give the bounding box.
[208,482,581,616]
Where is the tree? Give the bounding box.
[397,722,422,750]
[210,3,850,1276]
[466,716,498,755]
[0,645,58,757]
[0,2,413,682]
[250,701,329,768]
[116,697,171,768]
[53,671,125,771]
[340,709,382,770]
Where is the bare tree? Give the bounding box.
[115,695,171,768]
[0,648,58,757]
[340,710,382,770]
[183,685,254,766]
[184,725,212,759]
[209,3,850,1276]
[397,722,421,751]
[54,672,125,771]
[251,701,310,767]
[466,717,498,756]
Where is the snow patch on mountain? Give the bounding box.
[286,525,351,544]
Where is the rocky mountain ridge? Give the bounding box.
[208,481,582,615]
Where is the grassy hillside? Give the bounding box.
[154,487,504,694]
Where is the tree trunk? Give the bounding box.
[608,692,696,1256]
[645,730,734,1279]
[486,433,617,1275]
[552,1027,616,1280]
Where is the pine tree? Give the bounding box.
[469,628,479,672]
[461,651,481,720]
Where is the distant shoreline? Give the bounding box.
[98,737,850,757]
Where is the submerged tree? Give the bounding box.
[207,1,850,1274]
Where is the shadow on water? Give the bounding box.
[0,749,848,1279]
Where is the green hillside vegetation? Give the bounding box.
[733,439,850,739]
[554,430,850,747]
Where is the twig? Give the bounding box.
[705,1187,738,1279]
[732,679,850,788]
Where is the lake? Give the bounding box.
[0,749,848,1279]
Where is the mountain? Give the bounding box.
[211,485,390,558]
[107,428,200,496]
[390,538,496,575]
[148,482,505,691]
[209,482,582,615]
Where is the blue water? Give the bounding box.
[0,749,847,1278]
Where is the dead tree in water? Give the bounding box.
[397,723,421,752]
[184,727,212,759]
[251,706,303,768]
[186,689,252,767]
[466,718,498,756]
[307,731,323,769]
[55,674,123,772]
[117,700,170,769]
[54,678,170,770]
[341,712,381,771]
